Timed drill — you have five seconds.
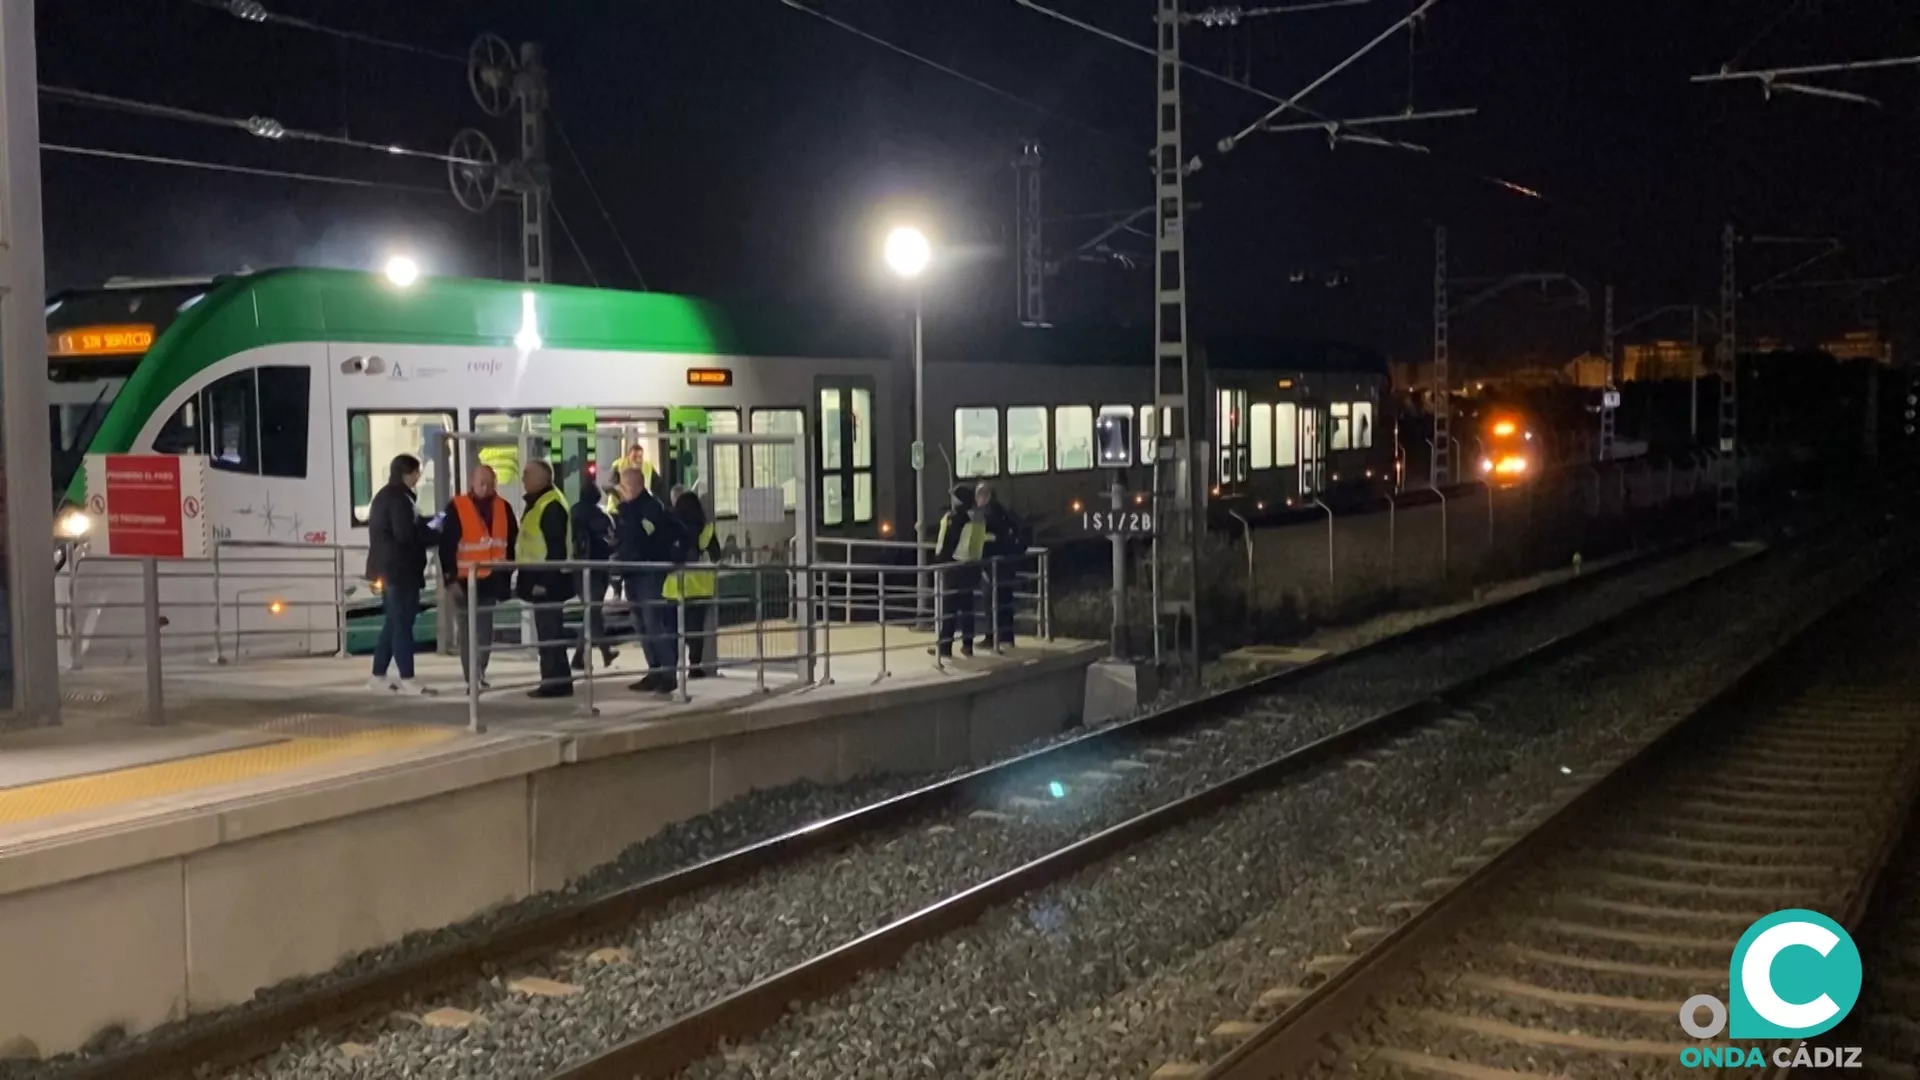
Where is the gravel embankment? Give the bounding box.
[186,538,1774,1079]
[672,525,1901,1080]
[1846,809,1920,1075]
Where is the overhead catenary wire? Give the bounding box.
[40,85,488,166]
[183,0,466,63]
[1008,0,1446,157]
[549,200,601,288]
[550,111,648,290]
[775,0,1140,155]
[41,142,447,194]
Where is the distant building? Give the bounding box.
[1564,352,1611,388]
[1623,340,1700,382]
[1822,330,1893,366]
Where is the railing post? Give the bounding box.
[579,566,598,717]
[817,569,834,686]
[1435,486,1450,578]
[332,546,348,659]
[1387,493,1397,586]
[67,551,86,672]
[989,558,1001,653]
[873,568,890,685]
[142,557,164,725]
[675,593,691,703]
[1314,498,1335,587]
[467,562,485,734]
[753,571,767,693]
[1039,549,1053,641]
[933,567,946,672]
[211,542,226,665]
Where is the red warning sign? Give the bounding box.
[103,455,186,558]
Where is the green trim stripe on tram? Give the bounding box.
[63,267,834,503]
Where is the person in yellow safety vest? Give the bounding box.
[476,443,520,482]
[612,443,658,497]
[663,491,725,678]
[516,460,576,698]
[438,464,517,691]
[932,484,985,658]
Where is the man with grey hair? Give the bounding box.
[439,463,517,690]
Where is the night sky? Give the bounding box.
[34,0,1920,367]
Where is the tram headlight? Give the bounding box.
[1493,455,1528,476]
[55,506,91,539]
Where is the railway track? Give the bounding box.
[1185,564,1920,1080]
[27,506,1884,1080]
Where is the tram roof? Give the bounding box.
[923,322,1389,376]
[143,268,889,359]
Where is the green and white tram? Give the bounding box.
[50,267,897,661]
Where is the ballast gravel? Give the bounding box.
[677,527,1897,1080]
[164,542,1768,1080]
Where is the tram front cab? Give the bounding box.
[1477,414,1535,487]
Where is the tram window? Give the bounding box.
[258,366,311,478]
[750,408,803,510]
[1275,402,1298,467]
[1251,404,1273,470]
[1331,402,1352,451]
[1054,406,1094,471]
[1007,407,1048,476]
[710,409,742,518]
[203,369,258,473]
[821,475,844,526]
[954,407,1000,478]
[1137,406,1153,465]
[348,411,454,525]
[851,388,872,470]
[1353,401,1374,449]
[152,398,199,454]
[854,472,873,525]
[819,388,844,471]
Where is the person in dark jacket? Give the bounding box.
[439,464,517,691]
[932,484,983,659]
[975,482,1026,650]
[665,490,724,678]
[366,453,437,695]
[516,460,576,698]
[614,464,688,693]
[569,477,620,672]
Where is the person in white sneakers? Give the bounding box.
[365,453,439,695]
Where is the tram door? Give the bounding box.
[815,378,875,533]
[1298,402,1328,498]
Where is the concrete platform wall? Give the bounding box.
[0,653,1093,1059]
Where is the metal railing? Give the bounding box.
[53,537,1052,733]
[455,547,1051,732]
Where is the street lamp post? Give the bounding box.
[883,226,933,617]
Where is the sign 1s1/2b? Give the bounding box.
[1083,509,1154,535]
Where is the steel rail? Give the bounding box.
[1199,540,1920,1080]
[54,525,1737,1080]
[548,532,1795,1079]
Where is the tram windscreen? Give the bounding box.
[45,282,211,496]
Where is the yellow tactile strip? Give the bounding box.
[0,720,457,826]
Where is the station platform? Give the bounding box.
[0,627,1102,1059]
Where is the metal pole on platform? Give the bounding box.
[332,546,348,658]
[753,571,767,693]
[675,595,690,703]
[1108,475,1125,658]
[211,542,226,665]
[466,563,484,734]
[1,0,60,722]
[142,557,164,725]
[873,569,890,685]
[579,566,597,717]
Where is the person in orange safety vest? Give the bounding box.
[439,464,517,689]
